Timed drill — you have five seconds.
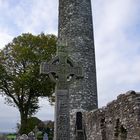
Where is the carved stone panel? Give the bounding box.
[55,90,70,140]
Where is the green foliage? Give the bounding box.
[44,121,54,140]
[6,134,17,139]
[19,117,54,139]
[37,131,44,140]
[0,33,57,134]
[25,117,42,134]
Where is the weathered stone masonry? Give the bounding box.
[58,0,98,139]
[85,91,140,140]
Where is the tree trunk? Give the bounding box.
[19,112,28,134]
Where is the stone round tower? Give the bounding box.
[58,0,98,139]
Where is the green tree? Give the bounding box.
[25,117,42,134]
[0,33,56,134]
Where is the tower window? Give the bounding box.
[76,112,83,130]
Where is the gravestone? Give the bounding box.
[20,134,28,140]
[28,131,35,140]
[43,133,48,140]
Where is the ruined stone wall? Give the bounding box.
[85,91,140,140]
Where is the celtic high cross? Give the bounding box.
[40,45,83,140]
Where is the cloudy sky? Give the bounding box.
[0,0,140,132]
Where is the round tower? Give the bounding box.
[58,0,98,139]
